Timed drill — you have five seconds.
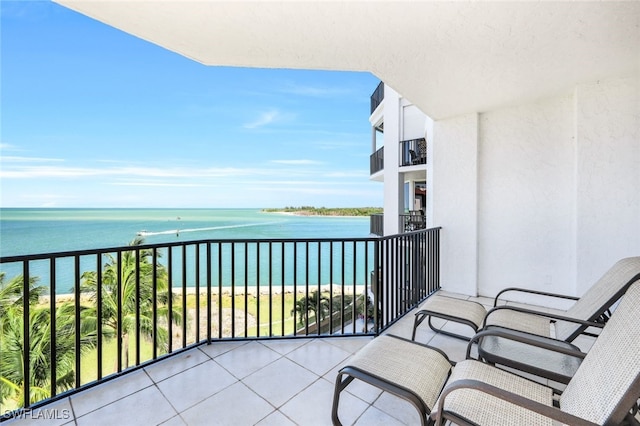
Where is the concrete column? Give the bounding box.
[432,113,479,295]
[383,86,402,235]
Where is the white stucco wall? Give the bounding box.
[575,76,640,294]
[478,95,576,297]
[402,103,427,140]
[383,86,403,235]
[433,75,640,300]
[432,113,479,295]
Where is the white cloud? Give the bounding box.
[243,109,280,129]
[0,156,64,163]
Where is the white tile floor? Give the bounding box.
[2,292,607,426]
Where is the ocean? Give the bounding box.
[0,208,371,257]
[0,209,373,294]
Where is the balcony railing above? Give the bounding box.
[370,146,384,175]
[400,138,427,167]
[370,81,384,114]
[0,228,440,418]
[401,211,427,232]
[369,213,384,236]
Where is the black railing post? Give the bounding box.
[50,259,57,396]
[74,255,81,388]
[116,251,123,372]
[22,261,30,408]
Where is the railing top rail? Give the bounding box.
[0,236,381,263]
[0,228,440,263]
[371,226,440,241]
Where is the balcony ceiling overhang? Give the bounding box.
[55,1,640,120]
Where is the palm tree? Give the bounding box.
[0,275,96,408]
[291,290,330,327]
[80,237,182,369]
[0,273,45,331]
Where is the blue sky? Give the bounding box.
[0,1,381,208]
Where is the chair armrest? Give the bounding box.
[483,305,605,329]
[432,379,599,426]
[494,287,579,307]
[465,327,587,360]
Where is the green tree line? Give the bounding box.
[262,206,382,216]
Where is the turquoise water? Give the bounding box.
[0,209,373,294]
[0,208,371,257]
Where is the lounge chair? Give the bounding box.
[332,281,640,425]
[411,256,640,342]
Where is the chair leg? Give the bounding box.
[331,372,355,425]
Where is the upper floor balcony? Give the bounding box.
[370,81,384,114]
[400,138,427,167]
[369,146,384,175]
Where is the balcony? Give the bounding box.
[369,147,384,175]
[400,138,426,167]
[3,287,602,426]
[401,211,426,232]
[0,229,441,422]
[369,214,384,236]
[370,81,384,114]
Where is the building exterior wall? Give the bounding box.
[575,76,640,295]
[382,86,403,235]
[432,113,480,295]
[433,75,640,300]
[379,86,431,235]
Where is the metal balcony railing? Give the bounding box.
[370,81,384,114]
[369,214,384,236]
[400,138,427,166]
[370,146,384,175]
[401,212,427,232]
[0,228,440,418]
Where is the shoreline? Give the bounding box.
[261,207,382,218]
[263,211,362,218]
[40,284,371,302]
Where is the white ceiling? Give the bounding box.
[55,1,640,120]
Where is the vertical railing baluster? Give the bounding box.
[252,243,260,337]
[304,242,309,335]
[329,242,334,334]
[74,255,81,387]
[116,251,122,372]
[385,238,390,326]
[244,243,248,338]
[97,253,103,379]
[206,243,212,344]
[281,242,285,337]
[268,242,273,337]
[195,244,200,343]
[352,241,357,335]
[364,241,369,333]
[293,242,298,336]
[341,240,345,333]
[218,243,223,340]
[22,261,30,408]
[182,244,187,348]
[316,242,321,336]
[231,242,236,338]
[135,249,141,366]
[373,240,380,334]
[152,248,158,360]
[49,259,57,397]
[167,248,172,355]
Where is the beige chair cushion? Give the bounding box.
[432,359,554,425]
